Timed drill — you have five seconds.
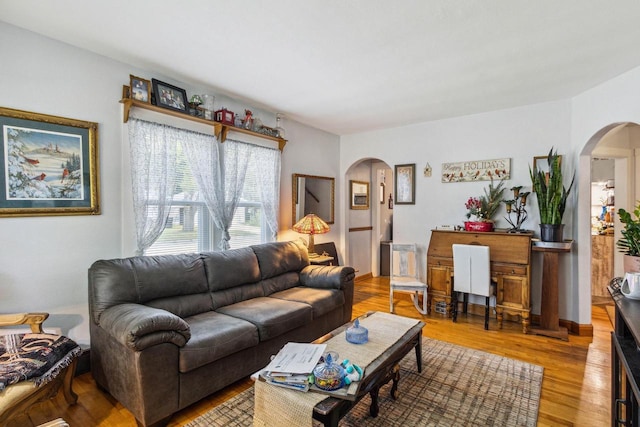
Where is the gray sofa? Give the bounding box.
[88,241,355,426]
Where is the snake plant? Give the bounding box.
[529,148,574,225]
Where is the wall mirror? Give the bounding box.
[350,180,370,210]
[292,173,335,225]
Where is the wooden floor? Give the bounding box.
[12,276,613,426]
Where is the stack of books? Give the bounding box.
[259,342,326,392]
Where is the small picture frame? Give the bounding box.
[395,163,416,205]
[533,155,562,174]
[129,74,151,103]
[350,180,369,210]
[122,85,130,99]
[151,78,188,113]
[532,155,562,192]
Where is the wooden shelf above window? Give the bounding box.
[120,98,287,151]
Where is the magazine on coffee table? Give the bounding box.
[259,342,326,391]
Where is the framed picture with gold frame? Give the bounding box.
[533,155,561,174]
[532,155,562,192]
[350,180,369,210]
[0,107,100,217]
[130,74,151,103]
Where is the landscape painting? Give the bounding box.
[5,126,84,200]
[0,107,99,217]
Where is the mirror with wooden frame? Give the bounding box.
[292,174,335,225]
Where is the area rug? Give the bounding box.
[186,338,543,427]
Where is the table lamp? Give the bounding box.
[292,213,330,255]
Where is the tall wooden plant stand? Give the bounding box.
[531,245,571,340]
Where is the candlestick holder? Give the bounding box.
[503,186,530,232]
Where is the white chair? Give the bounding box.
[452,244,495,330]
[390,243,429,315]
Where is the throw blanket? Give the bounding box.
[0,333,81,391]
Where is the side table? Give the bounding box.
[530,245,571,340]
[310,255,334,266]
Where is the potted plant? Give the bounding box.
[464,178,506,232]
[618,202,640,272]
[530,148,574,242]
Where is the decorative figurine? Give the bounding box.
[244,109,253,130]
[341,359,363,385]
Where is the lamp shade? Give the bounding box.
[292,214,330,254]
[293,214,330,235]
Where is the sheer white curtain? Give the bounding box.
[180,129,222,235]
[214,139,252,249]
[252,145,281,240]
[128,118,178,255]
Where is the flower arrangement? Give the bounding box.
[464,178,506,223]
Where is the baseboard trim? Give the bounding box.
[462,304,593,337]
[355,272,373,282]
[529,314,593,337]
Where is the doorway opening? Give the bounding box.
[344,158,393,278]
[581,123,640,324]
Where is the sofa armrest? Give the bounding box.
[300,265,356,289]
[99,303,191,351]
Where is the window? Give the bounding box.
[129,118,280,256]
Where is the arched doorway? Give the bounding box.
[578,122,640,323]
[344,158,393,277]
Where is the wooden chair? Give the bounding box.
[389,243,429,314]
[451,244,496,330]
[0,313,80,425]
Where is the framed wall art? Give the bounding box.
[441,157,510,183]
[395,163,416,205]
[532,154,562,192]
[0,107,100,217]
[533,154,561,174]
[151,78,188,113]
[129,74,151,103]
[350,180,369,210]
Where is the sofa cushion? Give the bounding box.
[179,311,259,373]
[216,297,313,341]
[260,272,301,296]
[269,287,345,318]
[88,253,209,323]
[202,247,261,292]
[252,241,309,280]
[210,283,265,310]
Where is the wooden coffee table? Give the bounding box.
[311,312,424,427]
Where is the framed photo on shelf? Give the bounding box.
[129,74,151,103]
[395,163,416,205]
[122,85,130,99]
[0,107,100,217]
[151,78,188,113]
[350,180,369,210]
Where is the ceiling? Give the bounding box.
[2,1,640,135]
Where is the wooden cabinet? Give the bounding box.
[427,230,532,333]
[592,235,614,297]
[609,286,640,426]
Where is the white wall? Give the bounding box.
[0,23,341,345]
[341,100,573,317]
[572,65,640,324]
